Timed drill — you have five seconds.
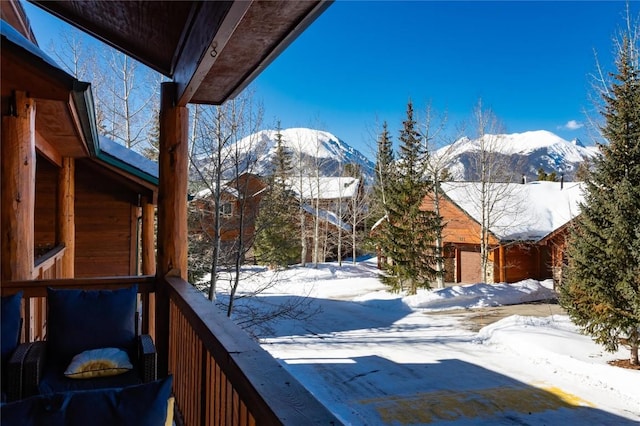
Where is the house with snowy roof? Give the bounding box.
[190,174,360,263]
[190,173,268,259]
[290,176,361,262]
[419,180,584,285]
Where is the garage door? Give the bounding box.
[460,251,482,283]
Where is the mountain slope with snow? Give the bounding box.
[437,130,599,181]
[230,128,375,183]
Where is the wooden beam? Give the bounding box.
[57,157,75,278]
[173,1,243,106]
[1,92,36,281]
[156,82,189,376]
[35,131,63,167]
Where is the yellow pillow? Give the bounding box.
[166,396,175,426]
[65,347,133,379]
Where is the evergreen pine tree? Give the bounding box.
[370,122,394,223]
[254,126,299,268]
[560,34,640,365]
[382,102,440,294]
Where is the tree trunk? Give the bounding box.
[630,328,639,365]
[433,181,445,289]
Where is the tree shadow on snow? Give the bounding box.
[244,295,413,338]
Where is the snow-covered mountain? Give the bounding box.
[225,127,375,183]
[436,130,600,181]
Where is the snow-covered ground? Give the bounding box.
[215,258,639,425]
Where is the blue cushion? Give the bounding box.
[46,286,137,363]
[1,291,22,366]
[1,375,173,426]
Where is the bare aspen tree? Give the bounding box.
[225,96,265,317]
[419,103,453,289]
[189,103,236,300]
[98,51,157,150]
[312,132,323,267]
[48,30,94,80]
[344,165,367,264]
[337,161,344,266]
[467,100,525,283]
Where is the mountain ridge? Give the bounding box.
[199,128,597,185]
[436,130,599,181]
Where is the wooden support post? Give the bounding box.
[1,92,36,281]
[156,82,189,376]
[141,197,156,336]
[57,157,75,278]
[455,247,461,283]
[141,197,156,275]
[499,245,506,283]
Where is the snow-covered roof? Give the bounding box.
[288,177,359,200]
[192,184,240,201]
[301,204,352,232]
[98,136,158,182]
[441,181,584,241]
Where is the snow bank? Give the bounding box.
[404,279,557,311]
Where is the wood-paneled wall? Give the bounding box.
[74,160,138,277]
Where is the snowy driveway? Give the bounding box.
[240,263,640,425]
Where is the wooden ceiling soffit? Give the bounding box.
[188,1,331,105]
[28,1,195,76]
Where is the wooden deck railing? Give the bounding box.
[164,276,340,426]
[33,244,66,280]
[1,276,156,343]
[1,276,341,425]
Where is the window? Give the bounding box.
[219,202,232,217]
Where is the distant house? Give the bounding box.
[289,176,360,262]
[418,181,584,285]
[190,174,361,263]
[190,173,267,259]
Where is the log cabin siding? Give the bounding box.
[74,160,138,277]
[420,191,560,284]
[421,194,499,246]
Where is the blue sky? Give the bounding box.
[252,1,638,156]
[23,1,639,158]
